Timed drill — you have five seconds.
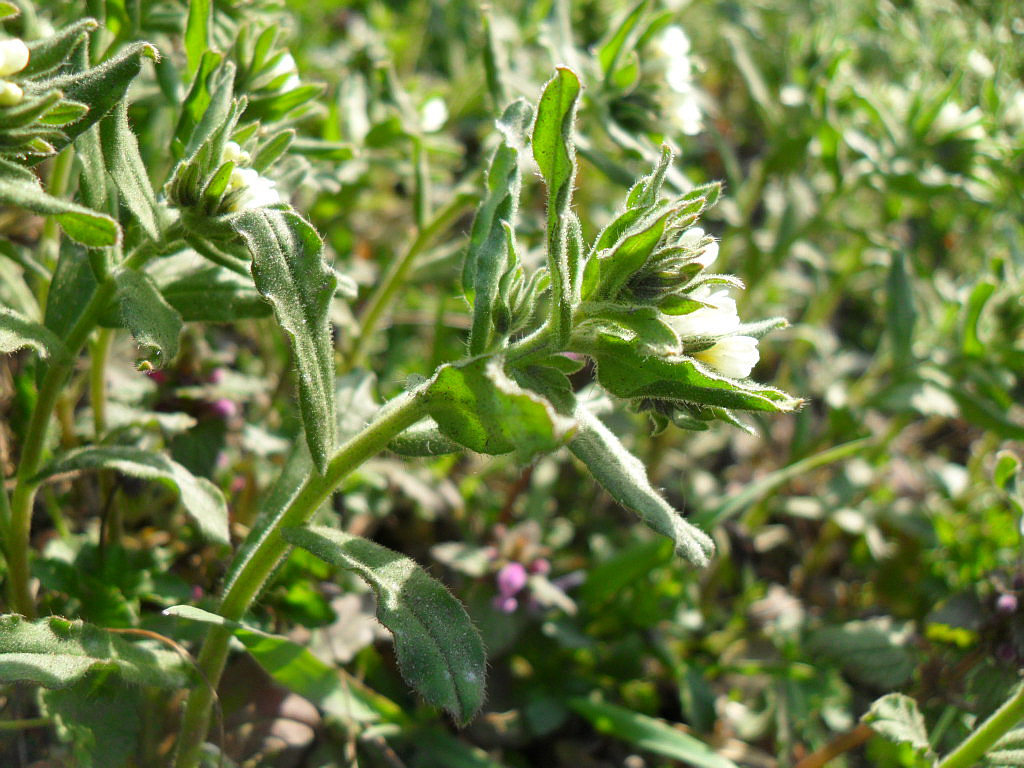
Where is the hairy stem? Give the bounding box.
[90,327,114,439]
[173,390,430,767]
[938,683,1024,768]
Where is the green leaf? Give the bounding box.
[463,100,530,355]
[159,266,271,323]
[113,269,183,365]
[22,19,97,78]
[962,277,997,357]
[34,446,229,544]
[231,208,338,473]
[569,407,714,567]
[0,306,68,360]
[570,697,740,768]
[184,0,213,76]
[282,525,487,726]
[589,334,802,412]
[808,619,915,688]
[994,450,1021,492]
[0,1,19,21]
[862,694,931,757]
[887,251,916,368]
[532,67,581,345]
[594,205,677,300]
[100,101,161,241]
[424,357,575,461]
[164,605,408,725]
[0,158,119,246]
[986,727,1024,766]
[389,419,463,457]
[173,51,226,156]
[0,614,188,689]
[42,41,159,150]
[41,676,143,768]
[598,0,651,82]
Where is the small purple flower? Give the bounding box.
[496,562,528,598]
[997,593,1019,615]
[210,398,237,419]
[493,596,518,614]
[208,368,226,385]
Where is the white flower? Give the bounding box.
[266,51,300,93]
[222,140,250,166]
[694,335,760,378]
[1004,90,1024,130]
[966,50,995,79]
[0,80,22,107]
[932,101,985,141]
[668,287,739,338]
[0,39,29,78]
[677,227,719,269]
[420,97,448,133]
[227,167,281,210]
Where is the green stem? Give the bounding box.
[1,243,164,617]
[343,190,476,373]
[173,390,430,768]
[0,717,51,731]
[90,328,114,439]
[938,683,1024,768]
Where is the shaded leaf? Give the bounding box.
[0,614,187,689]
[100,101,160,240]
[0,307,68,360]
[34,446,229,544]
[282,525,487,725]
[113,269,183,365]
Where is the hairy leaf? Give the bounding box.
[282,526,487,725]
[424,357,575,461]
[569,407,714,566]
[0,614,187,689]
[184,0,213,76]
[0,158,119,246]
[34,446,228,544]
[533,67,581,344]
[232,208,338,472]
[113,270,183,365]
[0,307,67,360]
[159,266,271,323]
[100,102,160,240]
[862,694,931,757]
[41,677,144,768]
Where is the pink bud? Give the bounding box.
[496,562,528,597]
[208,368,226,384]
[529,558,551,575]
[493,596,518,614]
[145,369,167,384]
[210,398,237,419]
[997,594,1019,615]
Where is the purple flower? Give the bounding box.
[208,368,226,384]
[210,398,237,419]
[997,593,1019,615]
[496,562,528,598]
[493,596,518,614]
[529,558,551,575]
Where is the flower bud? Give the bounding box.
[996,593,1019,615]
[0,80,23,107]
[222,141,250,166]
[493,595,518,614]
[496,562,528,598]
[210,398,238,419]
[694,335,760,379]
[0,39,29,77]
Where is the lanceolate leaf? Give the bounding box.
[589,334,802,412]
[159,266,272,323]
[569,407,714,567]
[424,357,576,461]
[282,525,487,725]
[0,158,119,247]
[232,208,338,472]
[34,446,229,544]
[0,614,188,689]
[41,42,159,150]
[184,0,213,76]
[100,102,161,240]
[533,67,582,345]
[113,269,183,365]
[0,307,68,361]
[22,19,97,78]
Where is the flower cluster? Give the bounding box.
[0,38,29,107]
[654,26,703,136]
[222,141,282,211]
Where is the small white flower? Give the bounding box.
[266,51,300,93]
[966,50,995,79]
[694,335,760,378]
[0,39,29,78]
[655,26,703,136]
[420,96,448,133]
[932,101,985,140]
[0,79,23,107]
[1004,90,1024,130]
[226,167,281,210]
[222,140,250,166]
[677,227,719,269]
[669,287,739,338]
